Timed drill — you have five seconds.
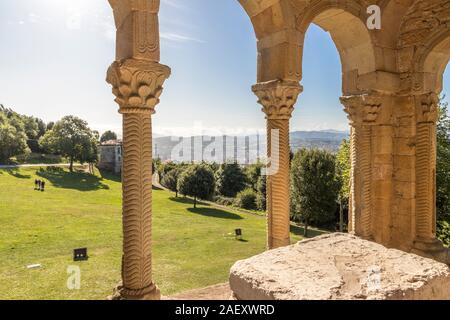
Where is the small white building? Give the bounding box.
[98,140,122,174]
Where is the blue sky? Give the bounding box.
[0,0,449,136]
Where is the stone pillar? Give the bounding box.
[253,80,302,249]
[340,95,384,241]
[107,0,170,300]
[412,93,442,253]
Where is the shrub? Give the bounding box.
[234,188,257,211]
[438,220,450,247]
[214,195,235,207]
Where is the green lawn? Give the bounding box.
[0,167,305,300]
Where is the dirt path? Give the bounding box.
[0,163,86,169]
[165,283,231,300]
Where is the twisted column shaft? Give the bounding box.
[253,80,302,249]
[266,118,291,248]
[107,59,170,300]
[341,95,382,240]
[414,93,438,243]
[121,112,154,297]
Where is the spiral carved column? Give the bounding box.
[107,60,170,300]
[341,95,382,240]
[253,80,302,249]
[412,93,443,255]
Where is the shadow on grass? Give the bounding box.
[290,224,328,239]
[187,207,243,220]
[99,169,121,183]
[36,167,109,191]
[97,169,162,191]
[4,168,31,179]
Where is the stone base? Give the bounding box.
[229,233,450,300]
[412,238,450,265]
[108,282,161,300]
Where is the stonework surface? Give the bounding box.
[230,234,450,300]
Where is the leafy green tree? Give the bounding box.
[0,110,30,163]
[100,130,118,143]
[46,121,55,131]
[290,149,340,236]
[256,176,267,211]
[161,168,182,197]
[437,98,450,246]
[0,121,30,163]
[177,164,215,208]
[245,162,263,191]
[215,162,246,197]
[157,161,178,180]
[336,139,351,231]
[36,118,47,139]
[22,115,39,140]
[39,116,98,172]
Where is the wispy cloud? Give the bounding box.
[160,32,205,44]
[161,0,186,10]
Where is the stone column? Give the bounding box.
[412,93,441,251]
[107,59,170,300]
[107,0,170,300]
[253,80,302,249]
[340,95,383,240]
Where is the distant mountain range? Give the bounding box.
[152,130,349,163]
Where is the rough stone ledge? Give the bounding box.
[229,233,450,300]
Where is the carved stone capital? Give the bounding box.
[340,95,383,126]
[415,93,439,124]
[252,80,303,120]
[107,59,171,114]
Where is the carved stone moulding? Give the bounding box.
[252,80,303,120]
[415,92,439,124]
[107,59,171,114]
[340,94,383,126]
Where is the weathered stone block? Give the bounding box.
[230,234,450,300]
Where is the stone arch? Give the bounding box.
[397,0,450,94]
[238,0,302,82]
[295,1,377,94]
[418,30,450,94]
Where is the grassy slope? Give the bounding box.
[0,167,305,300]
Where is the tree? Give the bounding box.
[0,122,29,163]
[22,115,39,140]
[437,98,450,246]
[245,162,263,191]
[46,121,55,131]
[36,118,47,139]
[215,162,246,197]
[177,164,215,208]
[290,149,340,237]
[100,130,118,143]
[39,116,98,172]
[0,111,30,163]
[336,139,351,231]
[161,168,182,197]
[256,175,267,211]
